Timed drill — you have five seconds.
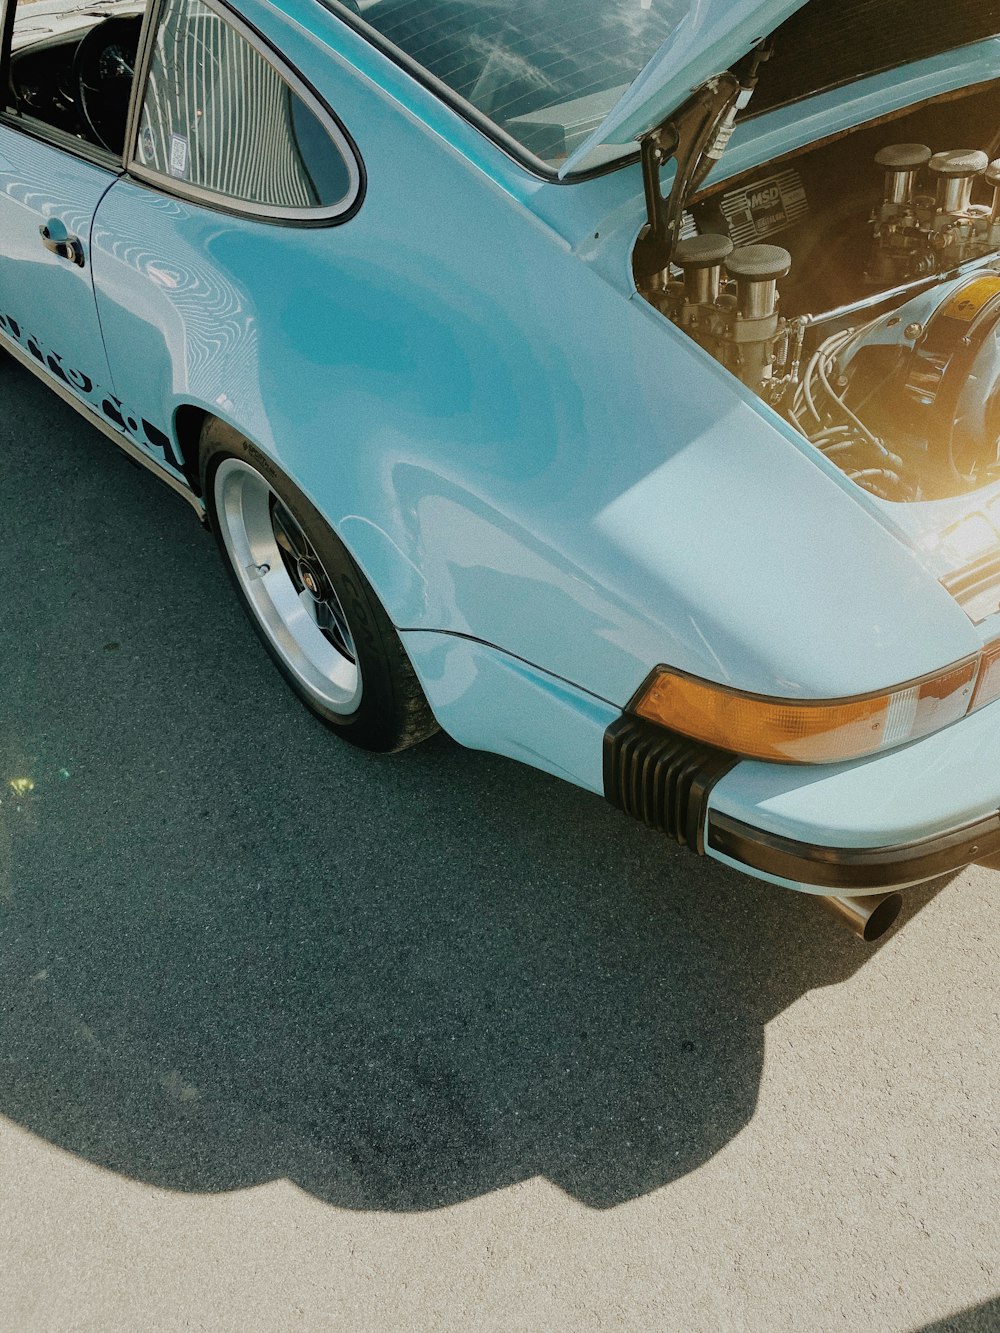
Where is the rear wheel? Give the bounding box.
[201,419,437,752]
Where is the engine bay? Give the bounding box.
[636,83,1000,503]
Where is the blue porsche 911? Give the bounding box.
[2,0,999,938]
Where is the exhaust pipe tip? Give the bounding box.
[818,891,904,942]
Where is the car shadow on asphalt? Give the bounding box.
[0,358,950,1211]
[913,1296,1000,1332]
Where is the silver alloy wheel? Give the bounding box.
[214,457,362,714]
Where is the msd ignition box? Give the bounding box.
[698,168,810,246]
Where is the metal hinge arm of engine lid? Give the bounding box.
[634,43,772,283]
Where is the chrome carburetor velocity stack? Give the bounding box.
[661,236,792,393]
[869,144,1000,282]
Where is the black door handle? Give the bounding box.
[39,220,85,267]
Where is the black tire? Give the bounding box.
[200,418,438,753]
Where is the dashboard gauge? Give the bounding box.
[98,43,134,80]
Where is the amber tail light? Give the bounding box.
[634,654,993,765]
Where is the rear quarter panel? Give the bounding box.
[91,0,979,710]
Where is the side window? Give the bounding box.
[134,0,356,215]
[3,0,144,155]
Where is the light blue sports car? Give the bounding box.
[2,0,999,938]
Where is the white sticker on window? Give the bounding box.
[169,134,189,179]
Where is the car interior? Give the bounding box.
[6,2,144,155]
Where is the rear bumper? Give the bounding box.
[706,807,1000,891]
[605,698,1000,894]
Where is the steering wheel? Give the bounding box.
[73,16,142,154]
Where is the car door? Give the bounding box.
[0,0,145,420]
[89,0,361,477]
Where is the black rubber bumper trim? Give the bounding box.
[603,715,738,854]
[707,808,1000,890]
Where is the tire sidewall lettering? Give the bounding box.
[339,574,378,656]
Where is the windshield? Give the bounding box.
[338,0,689,167]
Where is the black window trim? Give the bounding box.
[124,0,365,224]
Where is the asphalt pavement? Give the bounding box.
[1,354,998,1331]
